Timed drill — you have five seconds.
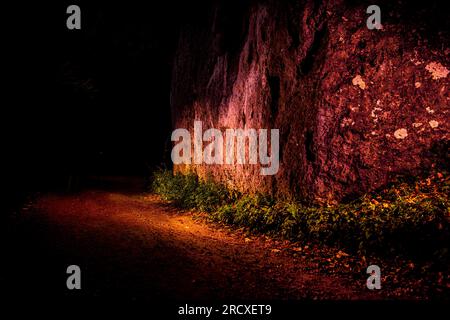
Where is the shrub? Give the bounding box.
[151,169,449,261]
[152,169,236,211]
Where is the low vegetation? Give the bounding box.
[152,169,449,263]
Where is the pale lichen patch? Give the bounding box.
[426,107,435,114]
[412,122,423,128]
[394,128,408,140]
[425,62,449,80]
[429,120,439,128]
[341,117,354,127]
[352,75,366,90]
[371,107,382,122]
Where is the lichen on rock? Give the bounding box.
[425,62,449,80]
[429,120,439,128]
[394,128,408,140]
[352,75,366,90]
[171,0,450,203]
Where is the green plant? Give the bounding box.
[151,169,449,261]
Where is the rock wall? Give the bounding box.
[170,0,449,203]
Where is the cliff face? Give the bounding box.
[170,0,449,203]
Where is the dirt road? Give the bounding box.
[2,179,380,304]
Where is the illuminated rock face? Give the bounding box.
[170,0,449,203]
